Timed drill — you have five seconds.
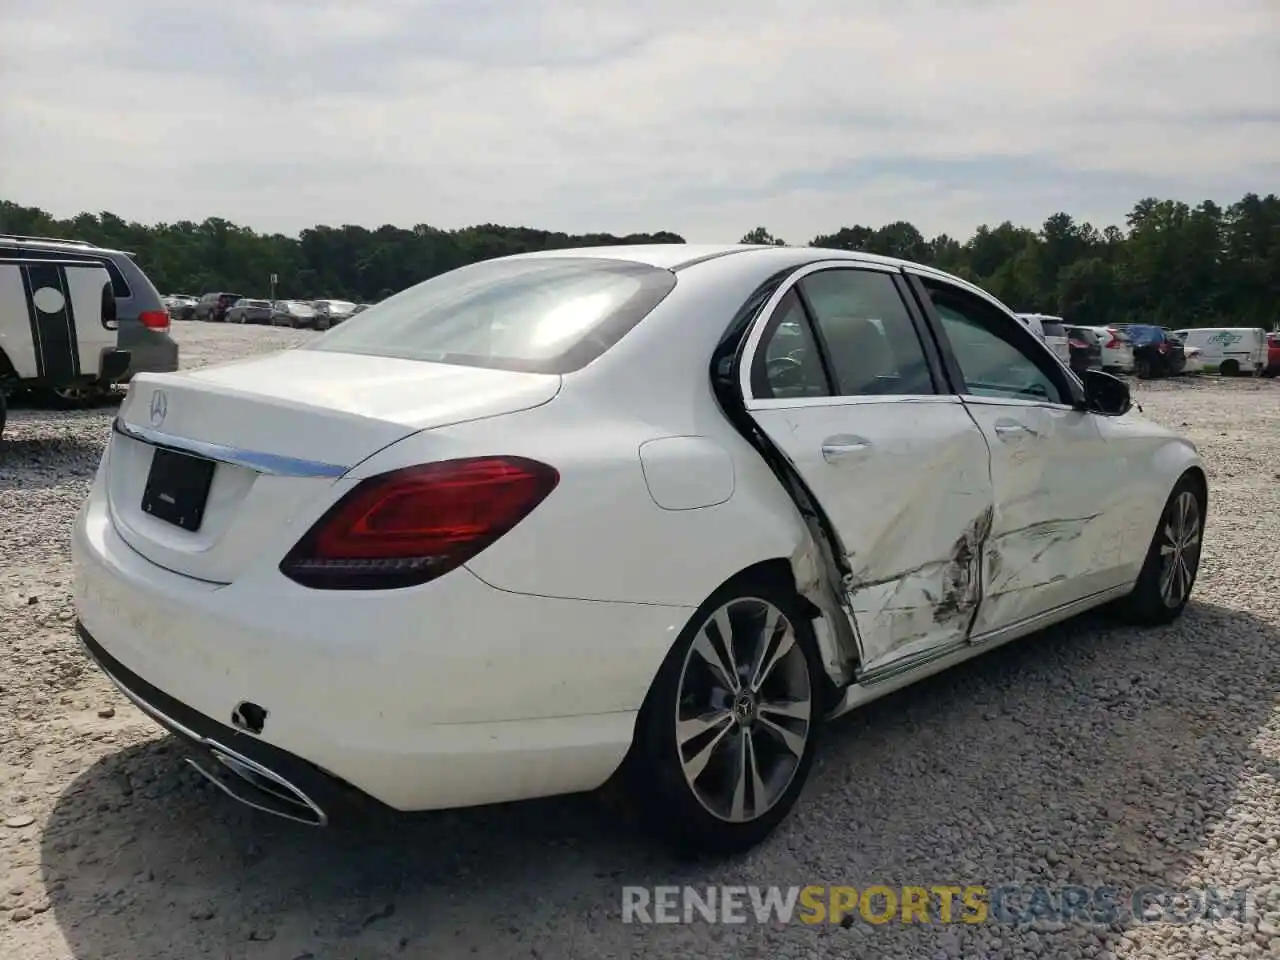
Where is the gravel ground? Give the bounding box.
[2,324,1278,960]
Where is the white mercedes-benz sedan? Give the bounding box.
[72,244,1206,854]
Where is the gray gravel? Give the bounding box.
[2,325,1278,959]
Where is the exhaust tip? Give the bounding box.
[185,747,327,827]
[230,700,268,735]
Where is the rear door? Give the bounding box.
[0,257,114,382]
[740,262,995,676]
[907,273,1125,635]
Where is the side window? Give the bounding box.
[798,269,936,396]
[102,260,131,299]
[750,289,830,400]
[924,281,1067,405]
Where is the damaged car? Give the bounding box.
[71,245,1206,855]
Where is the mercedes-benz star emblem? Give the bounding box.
[148,389,168,427]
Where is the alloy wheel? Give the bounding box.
[674,597,812,823]
[1158,490,1202,608]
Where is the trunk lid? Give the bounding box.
[106,349,561,583]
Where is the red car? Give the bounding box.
[1266,333,1280,377]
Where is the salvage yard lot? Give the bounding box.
[2,323,1279,960]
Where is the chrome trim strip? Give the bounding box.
[112,416,350,479]
[747,393,962,412]
[853,638,972,686]
[966,583,1131,647]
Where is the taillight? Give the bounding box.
[1158,342,1168,354]
[1104,328,1120,349]
[280,456,559,590]
[1068,338,1088,350]
[138,309,170,331]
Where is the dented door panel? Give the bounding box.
[963,400,1126,636]
[749,397,995,673]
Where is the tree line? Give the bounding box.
[3,193,1277,329]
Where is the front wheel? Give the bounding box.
[1117,474,1205,625]
[625,571,824,857]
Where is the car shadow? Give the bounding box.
[0,409,108,489]
[40,600,1279,959]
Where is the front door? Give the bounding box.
[910,273,1123,636]
[740,263,995,675]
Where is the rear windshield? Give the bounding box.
[1040,321,1067,338]
[308,257,678,374]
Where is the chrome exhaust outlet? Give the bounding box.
[185,745,328,827]
[85,649,329,827]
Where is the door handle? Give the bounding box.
[821,436,872,463]
[993,419,1038,440]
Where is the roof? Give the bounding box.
[503,242,933,272]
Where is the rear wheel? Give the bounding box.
[625,570,824,857]
[1134,358,1152,379]
[1117,474,1205,625]
[49,383,104,409]
[1220,359,1240,376]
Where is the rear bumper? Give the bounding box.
[71,478,685,813]
[77,622,382,825]
[114,326,178,381]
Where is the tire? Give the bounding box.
[0,389,7,442]
[1220,359,1239,377]
[624,569,825,857]
[49,383,104,409]
[1134,358,1152,379]
[1116,473,1205,626]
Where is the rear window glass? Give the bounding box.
[1040,321,1067,338]
[308,257,678,374]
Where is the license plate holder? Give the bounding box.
[141,448,216,532]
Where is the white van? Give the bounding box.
[1169,328,1267,376]
[0,256,128,440]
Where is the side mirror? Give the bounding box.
[1081,369,1131,416]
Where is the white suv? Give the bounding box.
[1015,313,1072,367]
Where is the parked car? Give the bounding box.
[1169,327,1267,377]
[1123,324,1186,378]
[271,300,320,328]
[194,292,245,322]
[0,255,131,435]
[0,233,177,402]
[1078,326,1135,373]
[1015,313,1072,367]
[1065,326,1103,376]
[312,299,358,325]
[1265,332,1280,377]
[72,245,1206,855]
[225,298,275,324]
[164,294,199,319]
[1182,346,1205,374]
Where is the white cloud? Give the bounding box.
[1,0,1275,242]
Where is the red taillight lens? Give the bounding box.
[138,309,170,331]
[280,456,559,590]
[1068,338,1088,350]
[1158,342,1168,354]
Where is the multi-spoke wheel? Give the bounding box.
[627,570,823,856]
[1119,474,1206,625]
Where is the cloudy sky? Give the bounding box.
[1,0,1276,243]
